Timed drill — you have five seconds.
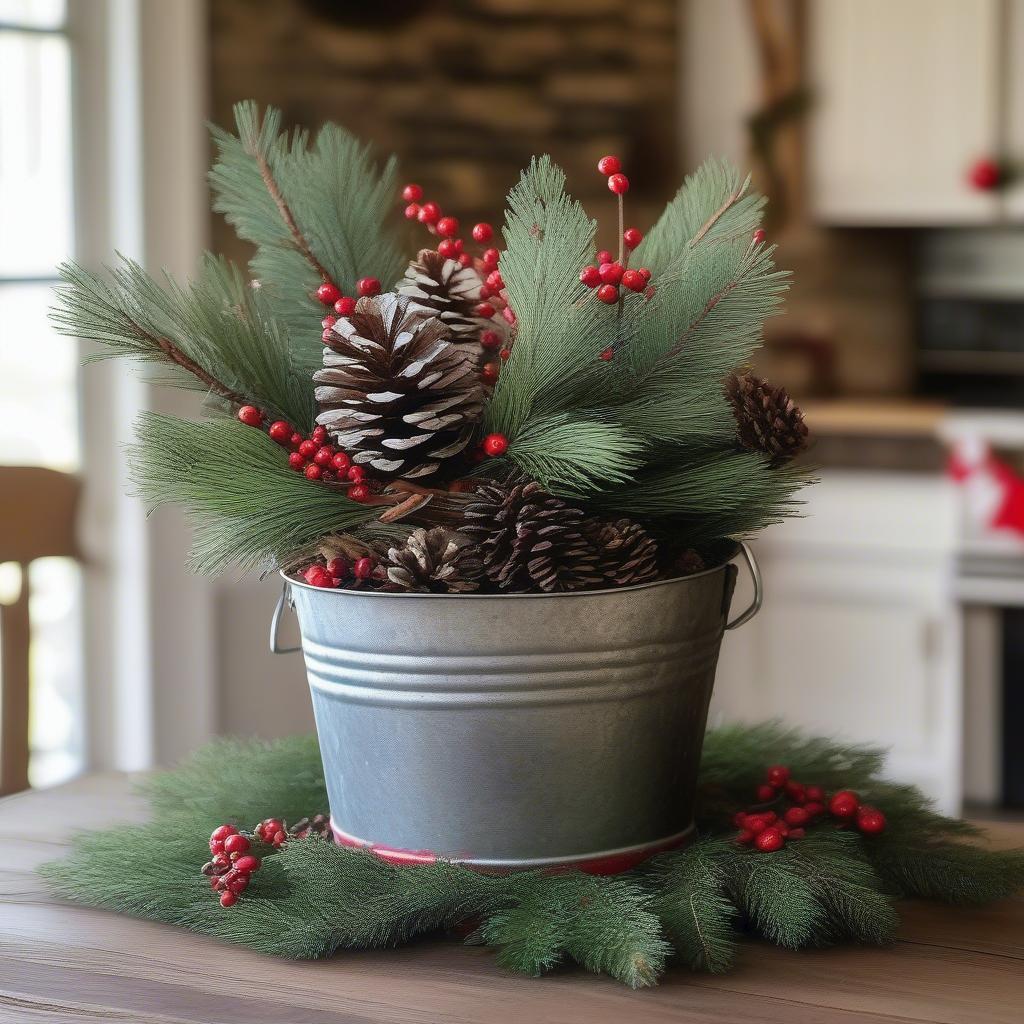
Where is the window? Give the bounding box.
[0,0,83,786]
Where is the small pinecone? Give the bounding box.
[313,294,484,479]
[462,481,603,593]
[587,518,659,587]
[382,527,484,593]
[725,372,809,466]
[289,814,332,841]
[675,548,706,577]
[396,249,485,346]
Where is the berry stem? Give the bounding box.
[148,331,249,408]
[617,193,625,266]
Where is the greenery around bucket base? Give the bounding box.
[41,723,1024,989]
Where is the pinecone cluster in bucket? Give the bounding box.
[53,102,811,593]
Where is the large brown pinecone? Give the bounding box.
[725,372,809,466]
[461,481,603,593]
[382,527,484,593]
[396,249,486,346]
[313,294,484,480]
[586,518,659,587]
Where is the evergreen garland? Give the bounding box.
[42,724,1024,989]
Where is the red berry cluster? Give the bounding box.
[315,277,380,332]
[202,825,262,908]
[734,764,887,852]
[578,156,654,321]
[302,554,378,589]
[235,410,374,502]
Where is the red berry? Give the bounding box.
[623,227,643,249]
[313,446,334,467]
[804,785,825,803]
[597,155,621,176]
[784,781,806,804]
[212,852,230,869]
[346,465,365,483]
[304,464,323,481]
[621,269,645,292]
[223,834,250,855]
[227,874,250,894]
[332,451,351,472]
[435,216,459,238]
[316,282,341,305]
[475,302,495,318]
[233,855,261,874]
[754,827,785,853]
[752,228,766,245]
[303,564,336,588]
[219,890,238,908]
[856,807,887,835]
[758,811,777,825]
[268,421,292,444]
[357,277,381,298]
[784,806,810,827]
[321,328,334,343]
[326,557,349,579]
[968,157,1001,191]
[483,433,509,457]
[580,265,601,287]
[596,249,613,266]
[458,253,473,267]
[788,827,806,840]
[237,405,262,427]
[402,183,423,202]
[486,270,503,290]
[348,483,371,503]
[472,222,494,243]
[259,819,283,840]
[438,239,459,259]
[502,305,516,325]
[732,811,748,828]
[598,262,623,286]
[766,765,790,788]
[480,329,502,350]
[735,829,755,845]
[311,426,328,444]
[478,285,492,301]
[803,801,825,818]
[298,439,319,459]
[607,173,629,195]
[481,363,499,384]
[745,816,768,835]
[334,296,357,316]
[755,784,776,803]
[596,284,619,304]
[638,267,652,282]
[417,201,441,224]
[321,315,337,330]
[272,830,286,846]
[481,247,500,267]
[288,452,306,471]
[404,202,421,220]
[211,825,237,842]
[289,432,303,450]
[353,556,375,580]
[829,791,860,820]
[599,347,614,361]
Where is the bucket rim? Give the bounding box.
[280,547,737,600]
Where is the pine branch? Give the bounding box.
[129,414,376,574]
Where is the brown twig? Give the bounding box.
[690,183,748,248]
[148,332,249,408]
[249,146,333,284]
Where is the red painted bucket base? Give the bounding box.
[330,819,694,876]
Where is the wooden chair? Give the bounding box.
[0,467,81,796]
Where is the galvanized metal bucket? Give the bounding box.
[270,544,761,873]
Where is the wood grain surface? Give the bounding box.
[1,774,1022,1023]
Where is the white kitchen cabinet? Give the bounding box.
[809,0,1002,225]
[712,472,963,813]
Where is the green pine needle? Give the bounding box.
[129,413,376,574]
[209,101,405,354]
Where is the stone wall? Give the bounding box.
[208,0,680,259]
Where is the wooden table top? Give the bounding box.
[2,774,1023,1024]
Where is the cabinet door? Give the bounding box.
[809,0,1001,225]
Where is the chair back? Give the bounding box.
[0,467,81,795]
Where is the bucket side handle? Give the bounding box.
[270,581,302,654]
[725,542,762,631]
